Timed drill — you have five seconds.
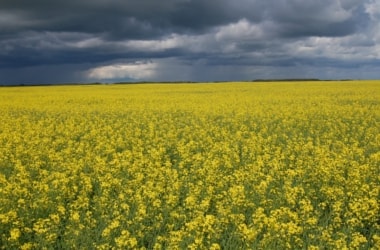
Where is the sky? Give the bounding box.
[1,0,379,84]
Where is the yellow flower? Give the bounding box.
[20,243,34,250]
[0,81,379,249]
[9,228,21,241]
[115,230,138,248]
[210,243,221,250]
[71,211,80,222]
[349,232,367,249]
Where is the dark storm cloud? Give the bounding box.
[261,0,368,37]
[1,0,365,38]
[0,0,379,84]
[0,31,184,68]
[1,0,264,40]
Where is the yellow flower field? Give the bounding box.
[0,81,379,249]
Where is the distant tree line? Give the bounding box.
[1,79,357,87]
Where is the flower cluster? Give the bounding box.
[0,81,379,249]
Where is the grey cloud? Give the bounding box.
[0,0,379,84]
[262,0,368,37]
[1,0,233,38]
[5,0,366,39]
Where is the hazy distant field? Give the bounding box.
[0,81,379,249]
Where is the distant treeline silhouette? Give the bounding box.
[1,79,357,87]
[252,78,321,82]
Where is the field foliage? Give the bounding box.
[0,81,379,249]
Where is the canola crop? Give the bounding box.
[0,81,379,249]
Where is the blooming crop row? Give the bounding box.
[0,81,379,249]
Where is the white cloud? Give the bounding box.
[365,0,380,20]
[87,61,157,80]
[215,19,265,42]
[365,0,380,44]
[285,32,379,62]
[69,37,104,49]
[122,32,217,54]
[327,1,353,22]
[124,35,180,51]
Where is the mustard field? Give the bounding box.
[0,81,379,249]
